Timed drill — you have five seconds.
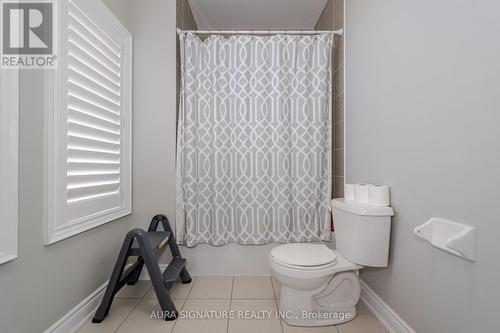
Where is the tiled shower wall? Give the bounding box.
[176,0,197,116]
[315,0,344,198]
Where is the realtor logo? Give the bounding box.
[1,0,58,69]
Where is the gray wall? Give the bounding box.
[127,0,177,257]
[345,1,500,332]
[0,1,130,332]
[102,0,129,27]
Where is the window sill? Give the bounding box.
[44,208,132,245]
[0,252,18,265]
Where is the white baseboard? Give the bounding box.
[360,279,415,333]
[43,281,108,333]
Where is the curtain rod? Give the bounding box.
[177,28,344,36]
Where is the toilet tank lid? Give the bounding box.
[331,199,395,216]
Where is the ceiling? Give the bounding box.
[188,0,328,30]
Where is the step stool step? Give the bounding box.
[129,231,171,256]
[162,257,187,288]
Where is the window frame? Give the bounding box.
[44,0,132,245]
[0,69,19,264]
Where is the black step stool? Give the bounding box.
[92,214,191,322]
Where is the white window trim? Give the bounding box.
[0,69,19,264]
[44,0,132,245]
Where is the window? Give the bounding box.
[0,69,19,264]
[44,0,132,244]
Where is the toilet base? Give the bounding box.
[277,270,361,327]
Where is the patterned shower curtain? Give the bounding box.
[176,32,333,247]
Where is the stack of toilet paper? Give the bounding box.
[344,183,390,206]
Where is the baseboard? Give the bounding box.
[360,279,416,333]
[43,281,108,333]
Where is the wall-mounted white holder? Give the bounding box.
[414,218,475,261]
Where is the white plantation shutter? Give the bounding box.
[0,68,19,264]
[45,0,132,244]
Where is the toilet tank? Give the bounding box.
[331,199,394,267]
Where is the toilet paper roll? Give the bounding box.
[368,184,391,206]
[344,184,355,201]
[353,183,369,204]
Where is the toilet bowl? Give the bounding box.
[270,199,394,327]
[270,244,362,326]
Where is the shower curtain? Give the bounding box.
[176,32,333,247]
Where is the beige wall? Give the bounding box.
[315,0,344,198]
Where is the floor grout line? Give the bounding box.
[168,297,186,333]
[184,297,233,299]
[170,276,196,333]
[271,276,285,333]
[226,276,235,333]
[230,297,279,300]
[113,298,141,333]
[184,276,196,299]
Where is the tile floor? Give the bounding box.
[79,276,389,333]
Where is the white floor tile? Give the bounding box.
[116,298,185,333]
[172,299,231,333]
[188,276,233,299]
[228,299,282,333]
[232,276,275,299]
[282,320,339,333]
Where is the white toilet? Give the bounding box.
[269,198,394,326]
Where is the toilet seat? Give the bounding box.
[272,258,338,271]
[270,243,337,271]
[271,243,337,267]
[270,246,362,280]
